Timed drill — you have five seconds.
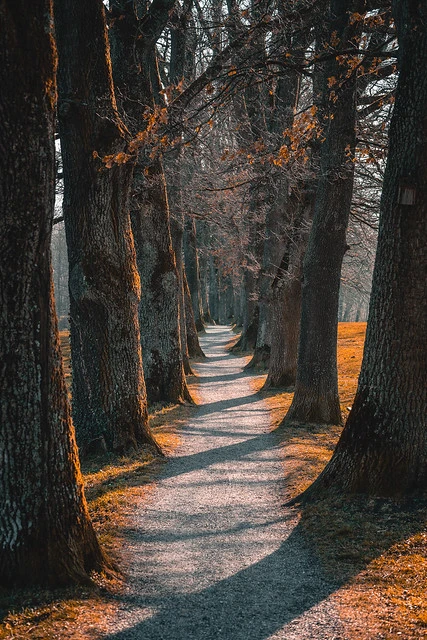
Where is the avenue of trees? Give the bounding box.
[0,0,425,586]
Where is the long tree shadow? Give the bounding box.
[105,522,342,640]
[76,396,270,502]
[189,392,263,418]
[104,496,427,640]
[196,370,255,384]
[161,430,276,480]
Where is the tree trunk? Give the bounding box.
[166,0,204,366]
[55,0,159,455]
[264,181,316,389]
[245,179,289,371]
[285,0,363,425]
[231,212,263,352]
[109,1,192,405]
[217,273,234,325]
[209,256,220,323]
[302,0,427,497]
[171,216,194,375]
[248,25,308,373]
[184,270,206,360]
[0,0,105,586]
[184,218,205,332]
[226,3,268,351]
[197,221,213,324]
[131,155,192,402]
[264,235,304,388]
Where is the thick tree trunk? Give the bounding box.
[209,255,220,323]
[267,276,302,388]
[231,212,263,352]
[184,218,205,332]
[55,0,159,454]
[109,2,192,405]
[264,184,316,389]
[264,243,303,388]
[171,216,194,375]
[132,157,193,402]
[248,26,308,373]
[226,3,267,351]
[302,0,427,497]
[184,270,206,360]
[285,0,362,425]
[233,281,245,327]
[197,221,213,324]
[218,275,235,325]
[166,0,204,367]
[0,0,105,586]
[245,182,287,371]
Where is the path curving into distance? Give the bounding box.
[106,326,345,640]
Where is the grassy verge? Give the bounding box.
[255,322,427,639]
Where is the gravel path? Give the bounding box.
[106,326,345,639]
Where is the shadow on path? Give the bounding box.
[105,523,340,640]
[103,327,343,639]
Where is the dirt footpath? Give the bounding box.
[102,326,347,639]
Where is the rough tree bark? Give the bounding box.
[168,1,206,359]
[299,0,427,498]
[264,39,323,389]
[0,0,105,586]
[245,186,285,371]
[197,221,213,324]
[171,215,194,374]
[285,0,364,425]
[218,274,235,325]
[109,0,192,404]
[209,255,220,323]
[257,22,318,382]
[227,0,267,353]
[184,218,205,332]
[55,0,159,454]
[264,188,314,388]
[230,204,263,352]
[184,270,206,359]
[267,18,388,389]
[247,28,306,372]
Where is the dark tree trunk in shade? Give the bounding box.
[264,230,303,388]
[184,218,205,332]
[55,0,159,454]
[231,208,263,352]
[167,0,204,363]
[301,0,427,498]
[245,181,287,371]
[218,274,235,326]
[263,183,316,389]
[234,283,245,327]
[225,2,268,350]
[131,158,192,402]
[285,0,363,425]
[0,0,105,586]
[248,27,308,373]
[265,29,326,389]
[197,221,213,324]
[109,0,192,404]
[171,215,194,375]
[184,271,206,360]
[209,256,220,323]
